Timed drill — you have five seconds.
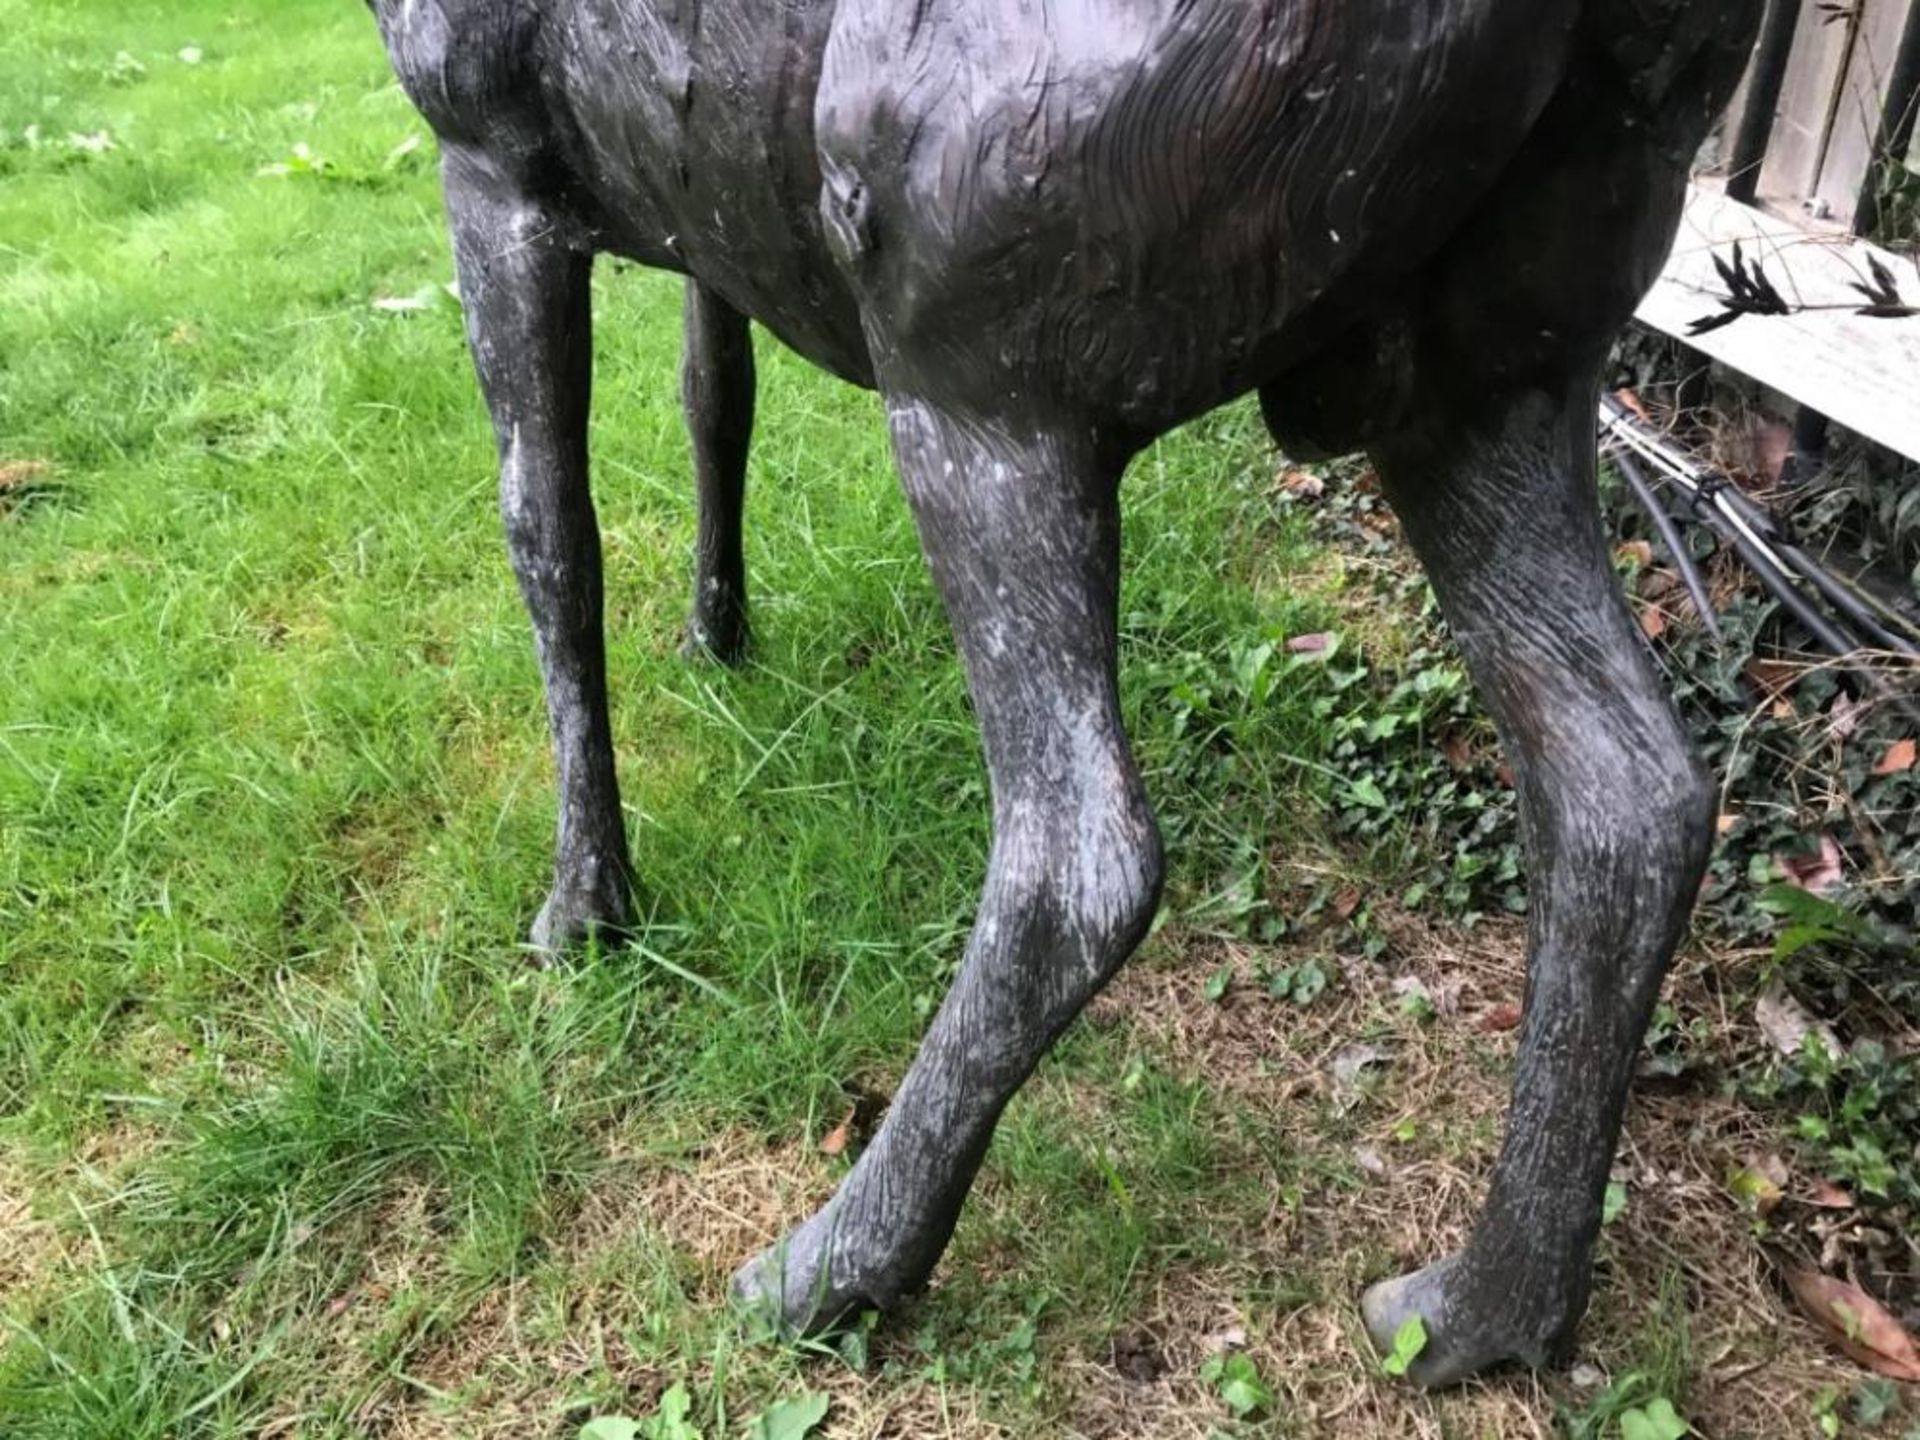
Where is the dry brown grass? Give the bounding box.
[1082,910,1886,1438]
[0,1151,61,1320]
[37,903,1879,1439]
[349,909,1883,1439]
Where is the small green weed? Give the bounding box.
[1199,1349,1276,1419]
[1378,1315,1428,1378]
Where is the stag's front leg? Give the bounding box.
[444,149,634,952]
[1360,380,1715,1386]
[680,279,755,664]
[733,400,1164,1333]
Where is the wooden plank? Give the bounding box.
[1759,0,1858,206]
[1812,0,1914,224]
[1636,184,1920,461]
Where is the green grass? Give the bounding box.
[0,4,1359,1434]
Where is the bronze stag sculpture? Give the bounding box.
[369,0,1764,1386]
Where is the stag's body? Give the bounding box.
[371,0,1761,1385]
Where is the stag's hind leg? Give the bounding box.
[1338,20,1752,1380]
[1359,377,1715,1385]
[681,280,755,663]
[733,399,1163,1334]
[443,148,635,952]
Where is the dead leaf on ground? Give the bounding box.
[1746,658,1800,698]
[1203,1325,1248,1355]
[1729,1155,1788,1217]
[1755,985,1841,1059]
[1439,733,1474,770]
[1617,540,1655,568]
[1873,739,1916,776]
[1330,1043,1392,1099]
[1807,1181,1855,1210]
[1639,604,1669,640]
[1827,693,1865,742]
[819,1105,856,1157]
[1777,834,1845,895]
[1279,469,1325,501]
[1329,887,1361,922]
[1783,1268,1920,1381]
[1286,632,1333,655]
[1478,1002,1524,1033]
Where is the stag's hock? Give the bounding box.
[368,0,1760,1387]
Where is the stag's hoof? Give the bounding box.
[731,1204,893,1340]
[529,874,634,957]
[681,605,748,666]
[1363,1253,1578,1388]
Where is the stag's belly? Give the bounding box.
[534,0,872,383]
[815,0,1588,427]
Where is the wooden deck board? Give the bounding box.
[1636,184,1920,461]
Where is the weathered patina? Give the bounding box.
[368,0,1764,1386]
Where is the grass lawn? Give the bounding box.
[0,4,1889,1438]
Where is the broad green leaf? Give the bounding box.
[579,1421,642,1440]
[750,1390,830,1440]
[1619,1396,1690,1440]
[1347,775,1388,809]
[1381,1315,1428,1378]
[1603,1180,1629,1226]
[1202,1352,1274,1418]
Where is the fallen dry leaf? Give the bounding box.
[1729,1156,1787,1217]
[1330,887,1361,922]
[1873,738,1916,776]
[1478,1002,1524,1033]
[1279,469,1325,501]
[1756,985,1840,1058]
[1286,632,1333,655]
[1613,388,1651,423]
[1746,658,1800,698]
[1639,604,1668,640]
[1807,1181,1856,1210]
[1439,733,1474,770]
[1617,540,1655,568]
[1777,834,1844,895]
[1203,1325,1248,1355]
[1783,1268,1920,1381]
[1827,693,1865,742]
[1330,1043,1392,1097]
[819,1105,856,1157]
[1717,812,1741,835]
